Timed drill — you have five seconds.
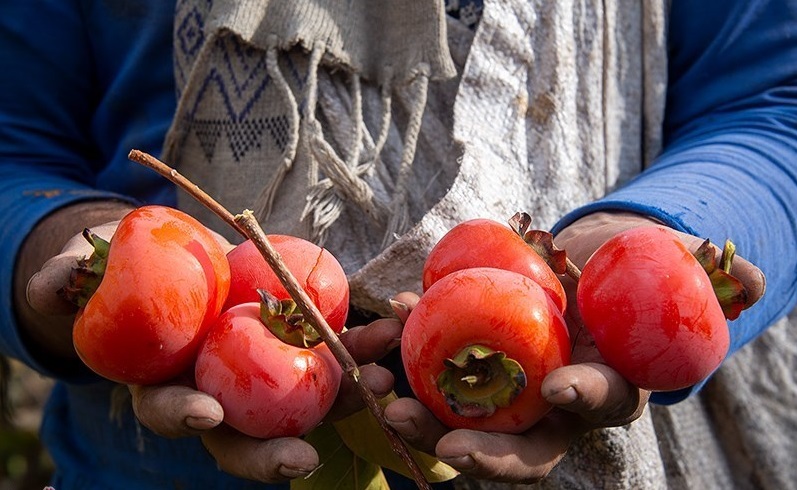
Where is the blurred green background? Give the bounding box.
[1,358,54,490]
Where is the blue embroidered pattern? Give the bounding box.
[172,0,482,164]
[174,0,305,163]
[174,0,210,95]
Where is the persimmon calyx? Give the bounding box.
[257,289,321,348]
[693,239,749,321]
[436,344,526,418]
[59,228,110,308]
[508,211,580,280]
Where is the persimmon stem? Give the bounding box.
[127,149,431,490]
[565,257,582,282]
[127,150,247,237]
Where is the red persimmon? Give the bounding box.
[577,226,732,392]
[402,267,571,434]
[195,303,342,438]
[422,218,566,312]
[224,236,349,334]
[70,205,231,385]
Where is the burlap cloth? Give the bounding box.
[164,1,797,488]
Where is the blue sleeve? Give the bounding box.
[553,0,797,403]
[0,0,176,377]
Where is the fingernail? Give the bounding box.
[386,337,402,350]
[439,454,475,470]
[389,299,409,317]
[279,465,313,479]
[385,415,416,434]
[185,416,220,431]
[546,386,578,405]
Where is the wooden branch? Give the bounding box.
[128,149,431,489]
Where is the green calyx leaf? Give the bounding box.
[437,344,526,418]
[258,289,322,347]
[58,228,110,308]
[693,238,749,321]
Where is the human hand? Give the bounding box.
[130,316,400,482]
[384,291,644,483]
[383,212,765,483]
[19,201,134,366]
[26,209,404,482]
[26,220,121,317]
[24,207,233,363]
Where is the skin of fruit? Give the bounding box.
[422,218,567,313]
[195,303,342,438]
[577,226,730,392]
[402,267,571,434]
[72,205,230,385]
[224,236,349,333]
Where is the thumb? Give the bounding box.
[27,221,119,316]
[541,363,649,429]
[27,254,82,316]
[728,255,766,309]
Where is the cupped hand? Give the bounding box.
[27,220,121,317]
[383,211,766,484]
[383,291,646,483]
[129,313,402,483]
[25,212,405,482]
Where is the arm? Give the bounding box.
[0,0,175,378]
[385,0,794,482]
[0,1,134,376]
[553,0,797,403]
[12,201,134,373]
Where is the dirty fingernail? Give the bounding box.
[279,465,313,479]
[440,455,475,470]
[546,386,578,405]
[185,416,220,431]
[389,299,409,317]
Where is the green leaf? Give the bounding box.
[294,423,389,490]
[333,393,459,483]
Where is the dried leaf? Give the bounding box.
[333,393,459,483]
[709,269,748,321]
[523,230,568,275]
[693,239,717,273]
[508,212,533,236]
[508,212,569,276]
[294,423,389,490]
[692,238,749,320]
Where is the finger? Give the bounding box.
[27,223,120,316]
[340,318,402,365]
[541,363,648,428]
[677,232,766,309]
[130,384,224,438]
[434,412,576,484]
[326,363,395,421]
[384,397,449,454]
[389,291,420,324]
[729,255,766,308]
[202,424,319,482]
[26,254,82,315]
